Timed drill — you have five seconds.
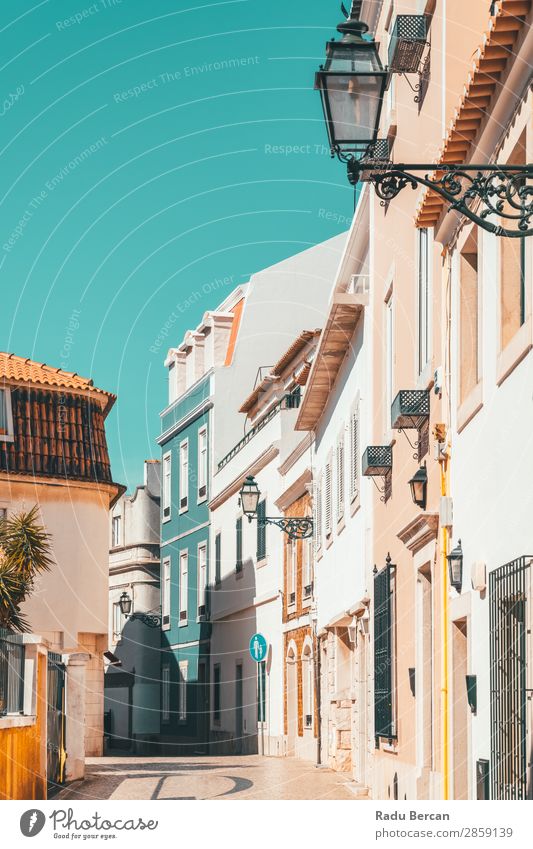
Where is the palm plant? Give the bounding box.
[0,506,52,632]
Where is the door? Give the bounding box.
[47,652,66,794]
[197,662,209,753]
[235,663,243,754]
[286,650,297,756]
[452,619,469,799]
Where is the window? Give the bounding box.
[213,664,221,724]
[324,460,332,537]
[112,602,125,639]
[374,560,397,740]
[236,516,243,573]
[303,645,313,729]
[0,388,13,443]
[179,439,189,512]
[501,131,528,349]
[111,515,122,548]
[178,660,188,721]
[256,499,266,561]
[197,543,207,618]
[459,229,480,403]
[418,228,431,374]
[336,433,345,522]
[257,660,266,722]
[162,557,171,628]
[314,481,322,553]
[385,293,394,429]
[215,532,221,587]
[302,534,313,598]
[198,426,208,501]
[161,664,170,722]
[349,403,360,502]
[179,550,188,624]
[162,452,171,520]
[287,540,296,607]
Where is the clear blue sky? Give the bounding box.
[1,0,353,490]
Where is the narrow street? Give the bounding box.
[54,756,363,801]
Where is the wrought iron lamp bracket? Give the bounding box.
[129,612,162,629]
[337,159,533,237]
[397,426,421,459]
[258,515,314,541]
[370,475,389,503]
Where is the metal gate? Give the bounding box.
[47,652,66,794]
[489,555,533,799]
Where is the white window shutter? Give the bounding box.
[337,435,345,519]
[314,480,322,552]
[350,405,359,501]
[325,462,332,535]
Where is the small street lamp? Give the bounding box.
[447,539,464,592]
[316,3,533,237]
[238,475,313,541]
[408,462,428,510]
[118,591,161,629]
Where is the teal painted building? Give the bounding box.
[158,371,212,752]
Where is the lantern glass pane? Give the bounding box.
[241,490,259,515]
[324,73,383,143]
[326,44,383,74]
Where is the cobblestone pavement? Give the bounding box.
[54,755,363,800]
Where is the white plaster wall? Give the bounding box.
[450,227,533,795]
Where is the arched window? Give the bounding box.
[302,641,313,730]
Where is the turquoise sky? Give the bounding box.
[1,0,353,490]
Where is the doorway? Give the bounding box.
[452,618,469,799]
[197,662,209,754]
[235,662,243,754]
[286,646,297,755]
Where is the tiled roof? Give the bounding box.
[0,352,115,411]
[416,0,530,229]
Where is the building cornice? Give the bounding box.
[397,512,439,553]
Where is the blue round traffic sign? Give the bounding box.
[249,633,267,662]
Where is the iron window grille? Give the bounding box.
[374,556,396,742]
[236,516,243,573]
[304,583,313,599]
[305,714,313,729]
[256,500,267,561]
[0,631,25,716]
[489,555,533,800]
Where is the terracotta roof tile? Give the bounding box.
[0,352,115,412]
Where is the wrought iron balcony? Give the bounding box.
[391,389,430,430]
[218,392,301,471]
[388,15,428,74]
[362,445,392,477]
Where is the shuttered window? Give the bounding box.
[324,461,332,536]
[314,481,322,552]
[256,499,266,561]
[336,434,345,520]
[349,404,360,502]
[236,516,243,573]
[374,561,396,740]
[215,532,221,587]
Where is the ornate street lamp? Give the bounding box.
[314,10,388,165]
[447,539,463,592]
[238,475,313,541]
[408,462,428,510]
[316,3,533,238]
[119,591,161,628]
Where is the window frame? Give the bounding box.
[373,560,397,743]
[287,539,296,608]
[303,644,313,730]
[256,499,267,563]
[324,458,333,539]
[336,431,345,523]
[161,664,171,723]
[111,514,122,549]
[0,388,14,443]
[162,556,171,630]
[179,549,188,625]
[178,660,188,722]
[417,227,431,376]
[179,438,189,514]
[214,531,221,587]
[197,541,207,619]
[349,400,360,504]
[197,425,208,503]
[162,451,172,522]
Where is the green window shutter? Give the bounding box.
[257,500,266,561]
[374,562,394,739]
[236,517,243,572]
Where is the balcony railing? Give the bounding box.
[391,389,430,430]
[362,445,393,476]
[217,391,301,471]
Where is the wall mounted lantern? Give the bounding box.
[239,475,313,540]
[316,3,533,237]
[119,591,161,629]
[408,462,428,510]
[447,539,464,592]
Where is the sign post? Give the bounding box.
[249,633,268,756]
